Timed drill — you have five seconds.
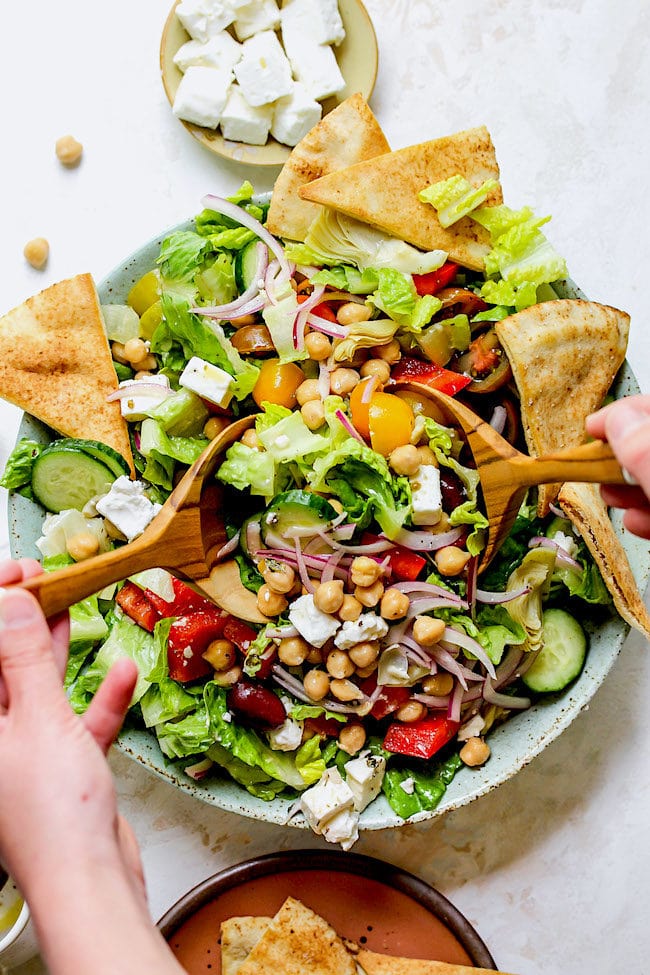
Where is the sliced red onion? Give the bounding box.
[549,502,565,519]
[482,678,530,710]
[321,549,345,584]
[293,539,316,592]
[245,520,262,556]
[331,522,356,541]
[214,531,240,562]
[196,293,267,321]
[466,554,478,618]
[404,644,434,669]
[442,626,497,679]
[413,692,449,709]
[184,758,214,781]
[493,645,525,688]
[306,312,347,338]
[489,405,507,435]
[315,529,393,555]
[392,526,464,552]
[407,595,468,617]
[448,679,464,722]
[528,536,582,570]
[318,361,331,399]
[392,580,463,600]
[107,382,172,402]
[271,665,368,714]
[192,241,268,317]
[431,646,484,690]
[360,375,380,404]
[202,194,291,277]
[474,585,531,604]
[335,409,365,444]
[264,624,299,639]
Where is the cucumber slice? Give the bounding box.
[32,445,117,513]
[523,608,587,693]
[261,490,338,546]
[54,439,131,479]
[234,240,264,293]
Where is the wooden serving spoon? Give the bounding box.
[395,382,628,571]
[16,415,267,623]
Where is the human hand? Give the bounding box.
[586,395,650,539]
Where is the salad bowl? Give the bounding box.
[8,217,650,832]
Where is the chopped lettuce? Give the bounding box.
[75,613,158,706]
[368,268,442,330]
[262,287,308,365]
[158,230,209,283]
[419,175,499,227]
[217,442,276,497]
[0,439,43,496]
[257,411,328,464]
[195,253,237,305]
[139,418,207,492]
[382,753,462,818]
[43,553,109,645]
[310,265,380,294]
[146,388,209,437]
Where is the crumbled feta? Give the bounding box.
[399,776,415,795]
[299,767,355,834]
[271,82,322,147]
[96,477,162,542]
[344,750,386,811]
[179,355,234,408]
[233,0,280,41]
[334,613,388,650]
[288,593,341,648]
[173,32,243,73]
[280,0,345,47]
[172,66,233,128]
[458,713,485,742]
[553,530,579,559]
[321,806,359,850]
[222,710,233,722]
[220,84,273,145]
[409,464,443,526]
[118,374,171,422]
[233,30,293,107]
[268,717,304,751]
[281,32,345,101]
[176,0,245,42]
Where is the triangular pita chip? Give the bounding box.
[558,482,650,640]
[298,126,502,269]
[266,93,390,243]
[0,274,134,473]
[495,299,629,515]
[236,897,356,975]
[356,948,516,975]
[221,916,272,975]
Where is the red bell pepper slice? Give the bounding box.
[297,294,338,323]
[167,609,228,683]
[361,532,426,582]
[412,262,459,296]
[145,576,217,618]
[223,617,258,652]
[116,581,161,633]
[359,675,411,721]
[391,356,471,396]
[383,716,460,760]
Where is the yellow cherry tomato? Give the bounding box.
[253,359,306,409]
[138,299,163,340]
[127,270,160,316]
[349,375,381,440]
[368,392,415,456]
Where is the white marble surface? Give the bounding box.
[1,1,649,972]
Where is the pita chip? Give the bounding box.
[298,126,502,269]
[0,274,134,473]
[221,916,272,975]
[236,897,356,975]
[356,949,516,975]
[495,299,629,515]
[266,93,390,243]
[558,482,650,641]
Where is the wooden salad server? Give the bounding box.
[16,415,268,623]
[396,382,629,571]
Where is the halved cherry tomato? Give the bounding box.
[455,328,512,394]
[368,392,415,456]
[349,375,380,440]
[412,262,459,296]
[391,356,472,396]
[252,358,305,409]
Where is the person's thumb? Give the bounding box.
[0,589,58,706]
[605,403,650,497]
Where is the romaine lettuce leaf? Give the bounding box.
[0,439,43,496]
[381,753,462,818]
[76,614,158,705]
[419,175,499,227]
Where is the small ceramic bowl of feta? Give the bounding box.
[160,0,379,165]
[0,872,39,969]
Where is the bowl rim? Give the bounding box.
[156,848,497,969]
[0,895,29,955]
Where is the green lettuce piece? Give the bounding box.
[382,753,462,818]
[64,641,96,689]
[475,605,527,665]
[419,175,499,227]
[146,388,209,437]
[480,505,545,591]
[0,439,43,496]
[448,500,489,556]
[257,412,329,463]
[140,678,198,728]
[195,253,237,305]
[262,288,308,365]
[207,742,288,800]
[310,265,380,294]
[479,278,538,312]
[77,613,158,705]
[217,442,276,497]
[139,418,207,492]
[471,304,512,323]
[504,548,556,653]
[242,629,272,677]
[43,554,109,644]
[157,704,215,758]
[289,703,346,724]
[369,268,442,330]
[158,231,209,282]
[295,735,328,786]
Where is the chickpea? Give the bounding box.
[422,673,454,696]
[338,594,363,622]
[23,237,49,270]
[66,531,99,562]
[417,445,438,466]
[330,678,362,702]
[460,736,491,767]
[306,647,323,665]
[55,134,83,166]
[338,723,367,755]
[434,546,471,577]
[395,700,427,723]
[326,649,355,680]
[350,555,382,588]
[123,337,149,366]
[348,640,379,669]
[412,615,446,647]
[371,338,401,364]
[355,579,385,608]
[261,560,295,594]
[314,579,345,614]
[329,367,360,396]
[229,312,257,327]
[336,301,372,326]
[304,669,330,701]
[212,664,242,687]
[256,584,288,617]
[379,588,411,620]
[278,635,310,666]
[305,331,332,361]
[301,399,325,431]
[360,358,391,384]
[139,354,158,372]
[203,638,236,671]
[389,445,421,479]
[355,661,379,678]
[296,378,321,405]
[103,519,126,542]
[241,428,261,450]
[134,370,153,380]
[203,416,230,439]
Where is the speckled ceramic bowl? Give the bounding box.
[9,223,650,832]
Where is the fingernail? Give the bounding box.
[0,590,39,629]
[606,405,650,443]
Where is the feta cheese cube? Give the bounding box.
[233,30,293,107]
[399,776,415,795]
[271,82,322,147]
[281,0,345,47]
[288,593,341,648]
[176,0,244,42]
[173,32,243,73]
[321,806,359,850]
[344,750,386,811]
[299,768,355,833]
[220,84,274,144]
[334,613,388,650]
[281,33,345,101]
[409,464,443,526]
[179,356,234,408]
[267,716,303,751]
[233,0,280,41]
[117,375,171,422]
[96,477,162,542]
[172,65,233,128]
